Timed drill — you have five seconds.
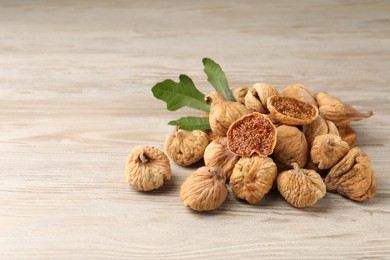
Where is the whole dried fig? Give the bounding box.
[310,134,350,169]
[325,147,376,201]
[180,166,228,211]
[230,156,277,204]
[205,91,253,136]
[277,163,326,208]
[203,137,240,181]
[267,95,318,125]
[273,125,308,171]
[165,127,209,166]
[126,145,171,191]
[316,92,373,126]
[227,112,277,157]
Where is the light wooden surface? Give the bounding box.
[1,0,389,259]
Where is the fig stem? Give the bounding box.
[292,162,301,172]
[139,151,149,163]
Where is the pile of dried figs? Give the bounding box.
[125,59,376,211]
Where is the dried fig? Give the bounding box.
[244,83,279,113]
[303,115,328,147]
[267,95,318,125]
[310,134,350,169]
[180,166,228,211]
[230,156,277,204]
[338,125,357,147]
[227,112,277,157]
[325,147,376,201]
[281,84,317,107]
[277,163,326,208]
[203,137,240,181]
[205,91,253,136]
[165,127,209,166]
[232,86,248,104]
[126,145,171,191]
[273,125,308,171]
[316,92,373,126]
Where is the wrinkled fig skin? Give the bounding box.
[273,125,308,171]
[230,156,277,204]
[303,115,329,147]
[165,128,209,166]
[205,91,253,136]
[126,145,171,191]
[310,134,350,170]
[316,92,373,126]
[281,84,317,107]
[232,86,249,105]
[180,167,228,211]
[204,137,240,181]
[244,83,278,113]
[338,125,357,147]
[325,147,376,201]
[277,163,326,208]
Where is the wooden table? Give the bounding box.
[1,0,389,258]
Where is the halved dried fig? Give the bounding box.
[227,112,277,157]
[267,95,318,125]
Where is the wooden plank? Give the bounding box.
[1,0,389,258]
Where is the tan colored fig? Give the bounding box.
[230,156,277,204]
[310,134,350,169]
[165,127,209,166]
[180,166,228,211]
[244,82,278,113]
[267,95,318,125]
[205,91,253,136]
[325,147,376,201]
[126,145,171,191]
[273,125,308,171]
[303,115,329,147]
[232,86,248,104]
[227,112,277,157]
[338,125,357,147]
[281,84,317,107]
[203,137,240,181]
[326,120,339,135]
[277,163,326,208]
[316,92,373,126]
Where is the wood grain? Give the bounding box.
[1,0,389,258]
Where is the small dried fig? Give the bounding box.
[244,83,278,113]
[230,156,277,204]
[203,137,240,181]
[165,127,209,166]
[180,166,228,211]
[281,84,317,107]
[227,112,277,157]
[277,163,326,208]
[205,91,253,136]
[267,95,318,125]
[273,125,308,171]
[125,145,171,191]
[316,92,373,126]
[310,134,350,170]
[232,86,248,104]
[325,147,376,201]
[338,125,357,147]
